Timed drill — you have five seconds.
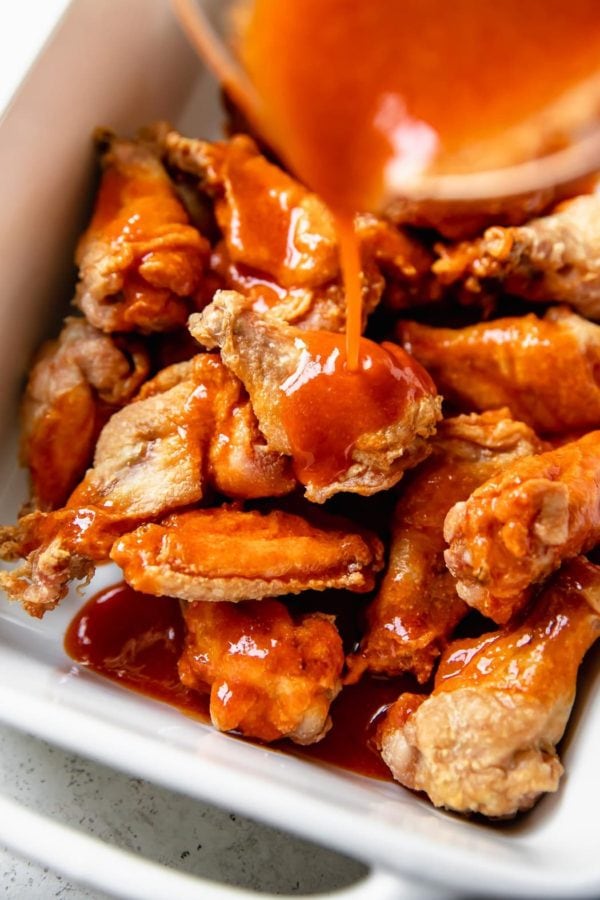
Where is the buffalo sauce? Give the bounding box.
[238,0,600,365]
[65,584,415,780]
[64,583,209,714]
[85,166,190,242]
[277,332,435,489]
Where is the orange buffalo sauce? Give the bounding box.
[277,331,435,489]
[239,0,600,365]
[65,584,415,780]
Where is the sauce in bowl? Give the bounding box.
[239,0,600,364]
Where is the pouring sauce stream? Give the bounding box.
[239,0,600,367]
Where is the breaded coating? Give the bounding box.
[0,507,123,618]
[0,355,294,617]
[347,411,544,683]
[444,430,600,622]
[433,193,600,318]
[190,291,441,503]
[111,507,384,602]
[75,131,209,333]
[378,557,600,818]
[164,130,435,327]
[21,317,149,510]
[179,599,344,744]
[399,307,600,434]
[70,354,294,516]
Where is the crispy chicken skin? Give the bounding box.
[378,557,600,817]
[0,507,123,618]
[347,411,544,683]
[433,193,600,318]
[111,507,384,602]
[75,131,209,333]
[164,130,435,327]
[399,308,600,435]
[179,599,344,744]
[190,291,441,503]
[70,354,294,516]
[21,317,149,510]
[444,430,600,623]
[0,355,294,617]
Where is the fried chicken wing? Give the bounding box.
[75,131,209,333]
[190,291,441,503]
[111,507,383,602]
[378,557,600,817]
[70,353,294,516]
[0,355,294,617]
[347,411,544,683]
[0,507,123,618]
[444,430,600,622]
[21,317,149,510]
[399,308,600,434]
[164,130,435,327]
[179,598,344,743]
[433,193,600,318]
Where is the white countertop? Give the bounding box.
[0,724,367,898]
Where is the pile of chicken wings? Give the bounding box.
[3,122,600,819]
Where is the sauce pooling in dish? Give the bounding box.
[64,583,412,780]
[239,0,600,365]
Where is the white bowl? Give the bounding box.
[1,2,599,896]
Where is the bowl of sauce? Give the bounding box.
[174,0,600,369]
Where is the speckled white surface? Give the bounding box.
[0,725,368,898]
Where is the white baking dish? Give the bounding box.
[1,2,600,896]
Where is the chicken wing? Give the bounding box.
[378,557,600,817]
[70,353,294,515]
[190,291,441,503]
[179,598,344,744]
[164,130,435,327]
[444,430,600,623]
[111,506,383,602]
[347,411,544,683]
[0,354,294,616]
[21,317,150,510]
[75,130,209,333]
[433,193,600,318]
[0,507,123,618]
[399,308,600,434]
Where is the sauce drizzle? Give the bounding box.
[239,0,600,367]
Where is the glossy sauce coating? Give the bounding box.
[64,583,408,779]
[88,167,191,243]
[277,333,435,489]
[435,560,600,695]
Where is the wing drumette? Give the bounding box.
[190,291,441,503]
[347,411,544,683]
[111,506,383,602]
[75,131,209,333]
[0,354,294,616]
[378,557,600,817]
[179,599,344,744]
[433,193,600,319]
[399,308,600,435]
[21,317,149,510]
[444,430,600,622]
